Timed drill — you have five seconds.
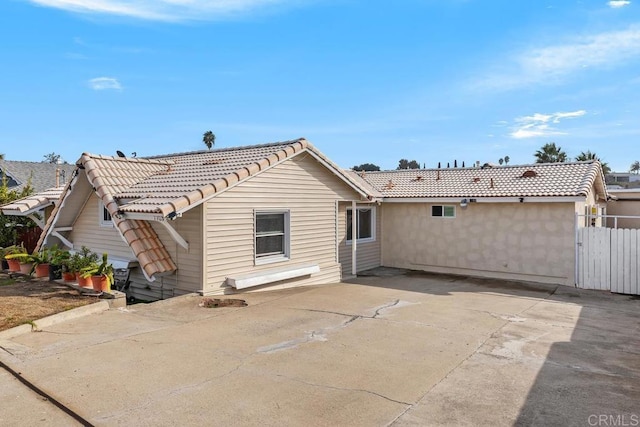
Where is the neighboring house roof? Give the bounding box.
[1,186,65,216]
[0,160,75,193]
[356,161,608,200]
[38,138,375,281]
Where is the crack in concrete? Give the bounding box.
[373,299,401,318]
[275,373,412,406]
[0,345,15,356]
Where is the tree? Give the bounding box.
[42,152,62,164]
[203,131,215,150]
[534,143,567,163]
[631,160,640,175]
[0,174,34,247]
[352,163,380,172]
[575,151,611,175]
[0,153,4,160]
[504,156,510,165]
[397,159,420,170]
[498,158,504,165]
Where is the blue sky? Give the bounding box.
[1,0,639,171]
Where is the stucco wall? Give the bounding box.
[381,202,577,286]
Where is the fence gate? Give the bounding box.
[577,226,640,295]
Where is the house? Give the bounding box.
[351,161,608,287]
[606,189,640,229]
[28,139,607,300]
[36,139,376,300]
[0,159,74,193]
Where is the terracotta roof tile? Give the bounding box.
[359,161,607,199]
[0,186,65,215]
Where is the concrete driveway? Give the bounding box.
[1,271,638,426]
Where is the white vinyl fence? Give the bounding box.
[576,224,640,295]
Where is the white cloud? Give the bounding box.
[474,26,640,91]
[25,0,294,21]
[88,77,122,90]
[608,1,631,8]
[509,110,586,139]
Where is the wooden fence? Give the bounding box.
[577,227,640,295]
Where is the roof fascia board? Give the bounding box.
[382,196,585,203]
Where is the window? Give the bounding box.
[99,201,113,227]
[255,211,290,263]
[346,207,375,242]
[431,205,455,218]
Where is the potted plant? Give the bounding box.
[30,250,52,278]
[46,245,70,280]
[3,244,26,272]
[5,247,36,276]
[81,253,113,292]
[73,247,99,288]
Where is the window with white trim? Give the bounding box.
[98,201,114,227]
[255,211,290,263]
[346,207,375,243]
[431,205,455,218]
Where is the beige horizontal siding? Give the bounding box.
[338,203,382,276]
[68,193,134,259]
[203,154,361,294]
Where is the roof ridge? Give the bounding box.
[362,160,597,174]
[144,138,307,160]
[80,152,173,165]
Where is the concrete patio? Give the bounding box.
[1,271,638,426]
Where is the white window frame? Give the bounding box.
[254,210,291,265]
[346,206,376,244]
[98,200,114,227]
[431,205,456,218]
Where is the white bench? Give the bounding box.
[226,263,320,290]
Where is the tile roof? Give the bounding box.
[1,186,65,215]
[356,161,607,199]
[39,138,373,281]
[0,160,75,193]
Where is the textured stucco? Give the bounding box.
[381,202,577,286]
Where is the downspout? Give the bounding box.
[351,200,357,276]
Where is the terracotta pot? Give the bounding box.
[76,273,93,288]
[91,275,110,292]
[34,263,50,278]
[7,259,20,272]
[63,271,76,282]
[19,262,33,275]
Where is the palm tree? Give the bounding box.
[504,155,510,165]
[203,131,215,150]
[498,158,504,165]
[534,143,567,163]
[631,160,640,175]
[575,150,611,175]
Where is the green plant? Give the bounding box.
[2,244,26,259]
[45,245,70,266]
[66,246,98,273]
[80,253,114,287]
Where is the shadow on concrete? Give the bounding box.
[514,288,640,426]
[349,267,640,425]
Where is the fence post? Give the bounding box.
[574,212,579,287]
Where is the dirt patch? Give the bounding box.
[0,273,98,331]
[199,298,247,308]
